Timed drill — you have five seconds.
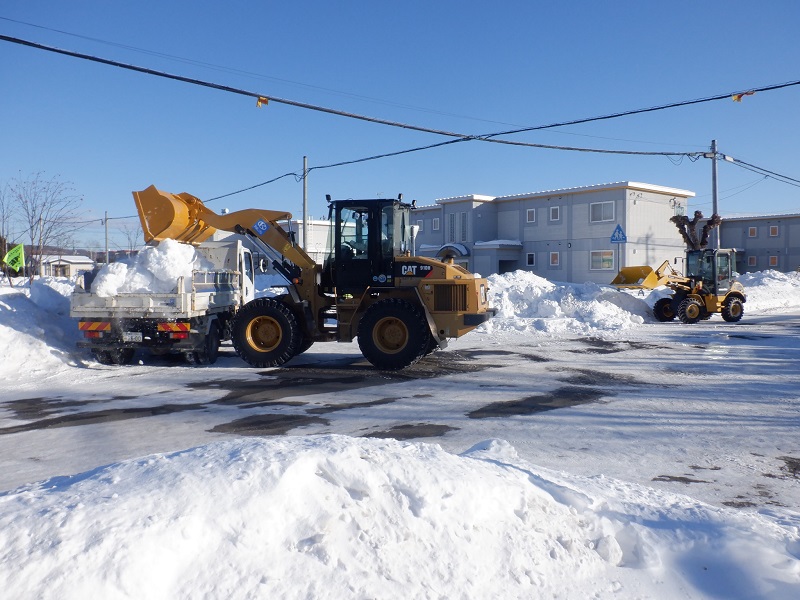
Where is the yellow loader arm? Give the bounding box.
[132,185,316,271]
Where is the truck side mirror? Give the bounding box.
[259,258,268,273]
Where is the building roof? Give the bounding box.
[435,194,496,205]
[494,181,695,201]
[721,213,800,221]
[40,255,95,264]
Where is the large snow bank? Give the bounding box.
[91,239,214,296]
[485,271,650,335]
[1,436,797,599]
[0,278,81,385]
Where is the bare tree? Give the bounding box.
[8,172,84,276]
[670,211,721,250]
[0,183,11,261]
[119,219,143,252]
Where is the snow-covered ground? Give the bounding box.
[1,267,799,599]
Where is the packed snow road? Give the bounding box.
[2,309,799,517]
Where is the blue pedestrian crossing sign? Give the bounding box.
[610,224,627,243]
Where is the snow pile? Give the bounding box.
[0,279,81,386]
[485,271,650,335]
[1,436,797,599]
[91,239,214,296]
[738,269,800,312]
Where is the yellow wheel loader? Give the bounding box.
[133,186,495,369]
[612,248,746,324]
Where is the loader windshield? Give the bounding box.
[686,250,714,284]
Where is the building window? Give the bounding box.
[432,217,440,231]
[770,225,779,237]
[549,252,560,267]
[526,253,535,266]
[769,255,778,267]
[748,227,757,238]
[526,208,536,223]
[416,220,423,232]
[748,256,757,267]
[590,201,614,223]
[590,250,614,270]
[460,212,468,242]
[550,206,560,222]
[447,214,456,243]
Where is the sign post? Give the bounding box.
[610,225,627,272]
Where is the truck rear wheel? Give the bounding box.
[232,298,301,368]
[357,299,431,370]
[653,298,676,322]
[93,348,135,365]
[722,297,744,322]
[677,297,703,324]
[194,321,221,365]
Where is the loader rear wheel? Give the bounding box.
[677,297,703,324]
[232,298,301,368]
[722,297,744,322]
[653,298,676,322]
[358,299,431,370]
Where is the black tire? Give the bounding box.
[194,322,221,365]
[653,298,676,322]
[722,297,744,323]
[295,336,314,356]
[232,298,302,368]
[357,299,431,370]
[93,348,135,365]
[677,297,703,324]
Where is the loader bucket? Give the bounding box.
[133,185,217,244]
[610,265,666,289]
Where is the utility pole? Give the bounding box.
[711,139,720,250]
[302,156,308,252]
[104,210,109,264]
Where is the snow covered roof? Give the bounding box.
[473,240,523,249]
[40,255,95,264]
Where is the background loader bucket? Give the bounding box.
[133,185,217,244]
[610,265,666,289]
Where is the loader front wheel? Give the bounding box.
[358,299,431,370]
[232,298,301,368]
[653,298,676,322]
[677,297,703,324]
[722,297,744,323]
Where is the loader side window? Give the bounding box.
[340,207,369,260]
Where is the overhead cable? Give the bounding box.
[2,33,798,151]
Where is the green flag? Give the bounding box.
[2,244,24,272]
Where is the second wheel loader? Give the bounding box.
[613,248,746,324]
[133,186,495,370]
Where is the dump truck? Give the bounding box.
[612,248,746,324]
[131,185,495,369]
[71,239,254,365]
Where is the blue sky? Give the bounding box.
[1,1,799,251]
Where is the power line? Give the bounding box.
[2,33,798,151]
[722,155,800,188]
[4,32,800,203]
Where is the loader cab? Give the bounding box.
[324,197,413,295]
[685,249,737,295]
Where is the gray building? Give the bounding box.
[413,182,694,284]
[718,214,800,274]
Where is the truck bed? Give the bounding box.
[70,271,241,320]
